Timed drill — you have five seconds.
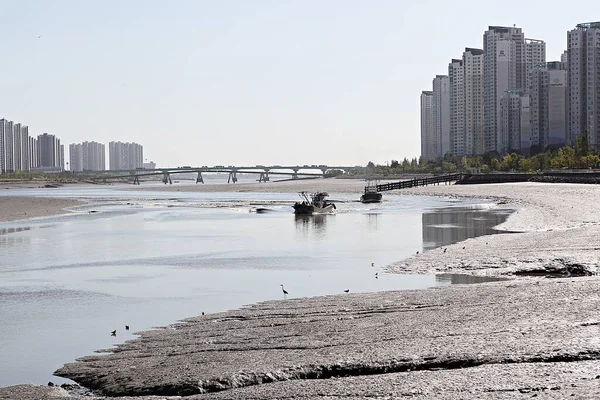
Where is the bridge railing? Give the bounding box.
[376,174,463,192]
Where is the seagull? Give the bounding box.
[371,262,374,267]
[344,289,350,293]
[111,330,116,336]
[280,284,288,296]
[125,325,129,331]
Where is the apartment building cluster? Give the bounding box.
[70,141,143,171]
[420,22,600,161]
[1,117,145,174]
[0,118,64,173]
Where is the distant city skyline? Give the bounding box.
[0,1,596,167]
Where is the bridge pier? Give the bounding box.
[258,171,270,182]
[228,170,238,183]
[196,172,204,184]
[162,172,172,184]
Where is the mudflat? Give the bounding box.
[3,181,600,399]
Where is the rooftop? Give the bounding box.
[576,22,600,30]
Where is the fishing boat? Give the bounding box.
[293,192,336,215]
[360,179,383,203]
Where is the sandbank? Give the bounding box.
[0,196,84,223]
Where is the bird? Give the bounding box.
[111,330,116,336]
[375,273,379,279]
[125,325,129,331]
[344,289,350,293]
[37,35,42,39]
[462,246,466,249]
[371,262,374,267]
[443,248,447,253]
[280,284,288,296]
[416,251,419,254]
[201,312,205,316]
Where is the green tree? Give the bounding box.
[390,160,399,168]
[575,133,589,158]
[551,146,576,168]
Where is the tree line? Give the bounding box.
[342,135,599,176]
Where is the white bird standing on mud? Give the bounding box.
[280,284,288,298]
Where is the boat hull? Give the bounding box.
[293,203,335,215]
[360,192,383,203]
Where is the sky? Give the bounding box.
[0,1,598,168]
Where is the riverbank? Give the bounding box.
[0,196,84,223]
[3,181,600,399]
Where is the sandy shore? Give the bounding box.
[4,181,600,399]
[390,182,600,277]
[0,196,84,223]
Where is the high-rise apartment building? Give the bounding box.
[525,39,546,75]
[29,136,38,169]
[567,22,600,148]
[13,123,22,173]
[420,91,435,161]
[483,26,526,154]
[20,125,29,171]
[3,120,14,172]
[37,133,63,170]
[432,75,450,158]
[0,119,10,173]
[529,62,568,150]
[500,90,531,154]
[109,142,143,170]
[449,48,485,157]
[70,141,106,171]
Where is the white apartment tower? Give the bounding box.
[432,75,450,158]
[449,48,485,157]
[109,142,143,170]
[420,91,435,161]
[70,141,106,171]
[529,61,568,150]
[567,22,600,148]
[0,119,10,173]
[29,136,38,169]
[483,26,526,154]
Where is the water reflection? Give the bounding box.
[0,226,31,235]
[0,226,32,248]
[422,207,513,250]
[436,273,508,285]
[294,214,329,238]
[366,213,379,231]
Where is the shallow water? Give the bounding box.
[0,184,512,387]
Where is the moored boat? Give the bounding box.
[293,192,336,215]
[361,179,383,203]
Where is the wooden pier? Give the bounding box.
[376,174,463,192]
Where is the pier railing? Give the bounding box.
[376,174,463,192]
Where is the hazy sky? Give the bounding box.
[0,1,597,168]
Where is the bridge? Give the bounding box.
[75,165,356,185]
